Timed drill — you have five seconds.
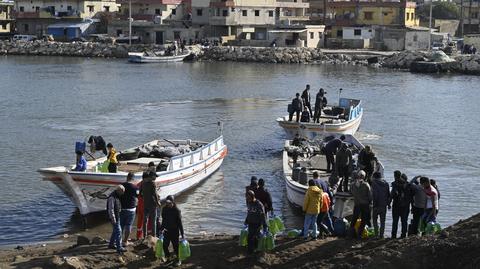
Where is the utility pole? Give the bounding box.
[460,0,464,37]
[468,0,472,34]
[428,0,432,51]
[129,0,132,45]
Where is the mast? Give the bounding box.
[428,0,432,51]
[129,0,132,45]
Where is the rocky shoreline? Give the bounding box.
[1,40,479,75]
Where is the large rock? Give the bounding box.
[76,235,90,246]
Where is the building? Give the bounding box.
[191,0,210,26]
[0,0,14,37]
[14,0,119,36]
[47,19,97,41]
[459,0,480,34]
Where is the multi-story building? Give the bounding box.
[459,0,480,34]
[0,0,14,37]
[14,0,119,36]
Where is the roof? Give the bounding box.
[268,29,307,33]
[48,20,94,29]
[406,26,435,31]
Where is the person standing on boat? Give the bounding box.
[349,170,372,239]
[301,84,313,118]
[244,190,268,254]
[288,93,303,122]
[120,172,139,247]
[255,178,273,216]
[335,142,353,192]
[358,145,376,183]
[409,176,426,236]
[324,135,345,173]
[302,179,323,240]
[107,185,126,254]
[106,143,118,173]
[73,151,87,172]
[313,88,327,123]
[88,135,107,155]
[371,171,390,238]
[140,171,161,238]
[390,171,411,239]
[159,195,184,266]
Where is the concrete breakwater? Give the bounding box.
[1,40,479,75]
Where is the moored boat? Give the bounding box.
[282,134,383,218]
[128,51,190,63]
[38,136,227,215]
[277,97,363,139]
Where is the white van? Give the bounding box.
[12,35,37,41]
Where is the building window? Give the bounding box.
[319,32,322,38]
[116,29,122,36]
[197,8,202,16]
[35,6,39,12]
[364,11,373,20]
[24,23,29,32]
[19,6,24,12]
[310,32,314,39]
[354,29,361,36]
[242,10,247,16]
[222,9,228,16]
[2,24,7,30]
[155,9,161,15]
[173,31,180,39]
[269,10,273,17]
[406,13,410,20]
[413,34,418,42]
[104,6,110,12]
[67,5,72,11]
[337,29,342,37]
[254,10,259,16]
[88,5,94,12]
[172,8,176,15]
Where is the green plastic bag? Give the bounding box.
[265,232,275,251]
[256,233,266,252]
[274,216,285,231]
[239,227,248,247]
[367,227,375,237]
[268,219,279,235]
[425,222,442,235]
[100,160,110,172]
[178,239,191,261]
[155,236,164,259]
[287,229,301,238]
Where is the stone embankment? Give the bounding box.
[1,40,479,75]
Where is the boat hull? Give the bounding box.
[128,52,189,63]
[39,136,227,215]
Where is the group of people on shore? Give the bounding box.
[106,162,184,266]
[288,84,328,123]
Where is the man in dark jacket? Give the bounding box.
[88,135,107,155]
[349,170,372,239]
[140,171,160,238]
[313,171,334,233]
[160,195,184,266]
[390,171,411,238]
[358,145,376,183]
[371,171,390,238]
[301,84,313,117]
[336,142,353,192]
[245,176,258,205]
[107,185,126,253]
[255,178,273,215]
[408,176,426,235]
[288,93,303,122]
[313,88,327,123]
[245,190,268,254]
[120,172,139,246]
[324,135,345,173]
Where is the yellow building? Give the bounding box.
[0,0,14,35]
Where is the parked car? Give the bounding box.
[431,42,444,51]
[12,35,37,41]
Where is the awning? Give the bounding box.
[268,29,307,33]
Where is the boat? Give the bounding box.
[282,134,383,218]
[38,136,227,215]
[128,51,190,63]
[276,97,363,139]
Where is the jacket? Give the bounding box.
[140,175,160,210]
[320,192,330,213]
[120,182,139,209]
[313,178,333,206]
[411,183,426,209]
[73,156,87,171]
[245,200,267,227]
[255,187,273,212]
[371,178,390,208]
[160,206,184,237]
[107,192,121,223]
[336,145,352,168]
[303,186,323,214]
[314,94,327,110]
[351,181,372,206]
[291,97,303,112]
[391,180,411,208]
[107,148,118,164]
[301,89,311,104]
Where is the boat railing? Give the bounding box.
[338,98,361,121]
[167,136,224,171]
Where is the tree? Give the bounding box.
[417,2,460,20]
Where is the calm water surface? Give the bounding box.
[0,56,479,245]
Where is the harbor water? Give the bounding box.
[0,56,479,246]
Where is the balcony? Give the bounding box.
[209,15,237,25]
[210,1,235,8]
[14,11,39,19]
[276,1,309,8]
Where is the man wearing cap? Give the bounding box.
[160,195,184,266]
[107,185,126,253]
[244,190,268,254]
[313,88,327,123]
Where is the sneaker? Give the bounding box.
[175,260,182,266]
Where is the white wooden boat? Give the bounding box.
[128,51,190,63]
[277,98,363,139]
[282,134,383,218]
[38,136,227,215]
